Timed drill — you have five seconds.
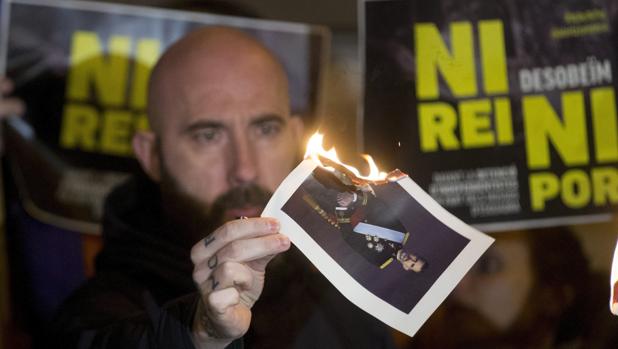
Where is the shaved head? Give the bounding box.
[147,26,290,134]
[133,25,303,246]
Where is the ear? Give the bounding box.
[132,130,161,182]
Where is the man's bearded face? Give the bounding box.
[146,34,303,246]
[158,152,273,245]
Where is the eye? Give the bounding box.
[255,120,282,138]
[192,127,222,145]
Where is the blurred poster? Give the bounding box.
[0,0,328,231]
[361,0,618,231]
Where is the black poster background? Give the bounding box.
[0,0,328,230]
[362,0,618,230]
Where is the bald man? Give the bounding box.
[44,27,394,349]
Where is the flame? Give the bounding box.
[304,131,388,181]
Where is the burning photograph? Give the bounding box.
[282,164,470,313]
[263,132,494,336]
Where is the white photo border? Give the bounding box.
[610,239,618,314]
[263,159,494,337]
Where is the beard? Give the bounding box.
[158,157,272,247]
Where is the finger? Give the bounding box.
[192,259,216,287]
[215,234,290,265]
[205,288,250,339]
[194,234,289,284]
[209,261,254,292]
[246,254,278,273]
[195,261,252,290]
[191,217,279,264]
[0,97,25,118]
[193,234,291,293]
[207,287,240,317]
[246,230,293,272]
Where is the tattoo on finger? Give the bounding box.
[209,276,219,290]
[203,235,215,247]
[208,254,218,269]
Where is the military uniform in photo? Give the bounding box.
[301,167,410,269]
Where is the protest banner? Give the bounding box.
[361,0,618,230]
[0,0,328,232]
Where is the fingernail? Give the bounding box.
[280,235,290,248]
[269,219,280,232]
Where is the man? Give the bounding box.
[0,27,394,348]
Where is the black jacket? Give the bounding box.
[50,176,395,348]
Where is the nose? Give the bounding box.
[230,133,258,186]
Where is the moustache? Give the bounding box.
[209,184,273,217]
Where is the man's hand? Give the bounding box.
[0,77,25,118]
[190,217,290,348]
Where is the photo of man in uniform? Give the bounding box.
[282,164,470,313]
[300,166,427,272]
